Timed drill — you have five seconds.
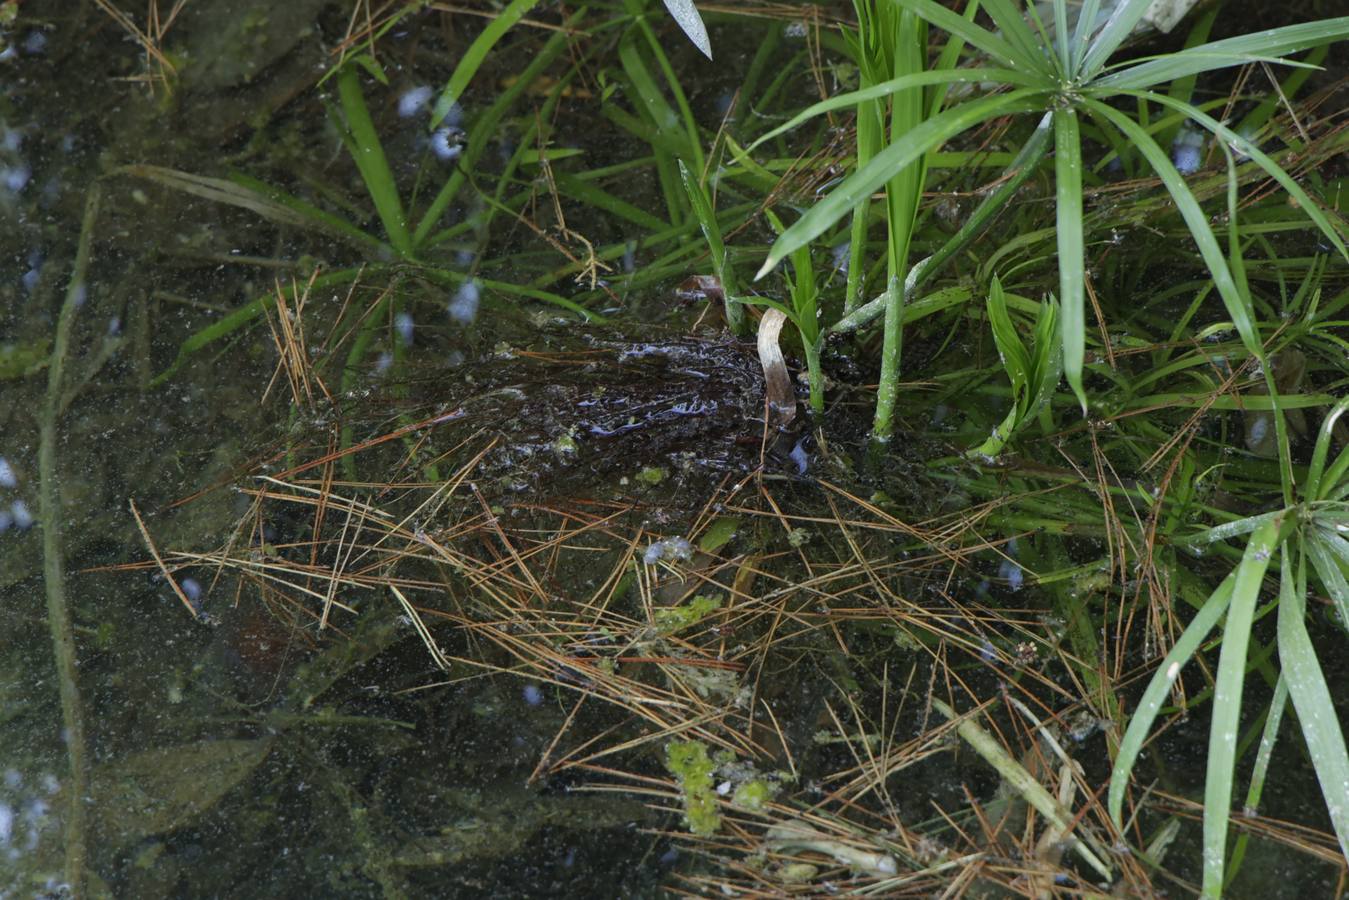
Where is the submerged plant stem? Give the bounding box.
[40,184,101,897]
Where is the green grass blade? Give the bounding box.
[746,69,1033,153]
[336,65,412,258]
[1068,0,1103,74]
[149,266,374,386]
[413,12,581,247]
[1121,91,1349,265]
[1305,532,1349,629]
[915,111,1052,293]
[1053,106,1087,412]
[1081,98,1261,363]
[628,0,705,174]
[1095,18,1349,89]
[987,275,1031,401]
[1227,675,1289,886]
[1201,517,1282,898]
[1278,552,1349,863]
[888,0,1040,73]
[431,0,542,127]
[227,173,387,253]
[756,90,1045,279]
[1077,0,1155,78]
[1109,571,1238,827]
[981,0,1052,75]
[678,159,742,332]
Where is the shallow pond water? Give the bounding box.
[3,3,1347,898]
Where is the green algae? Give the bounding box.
[664,740,720,836]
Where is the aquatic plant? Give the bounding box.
[752,0,1349,416]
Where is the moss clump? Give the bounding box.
[664,740,720,836]
[654,593,722,633]
[636,465,667,485]
[731,777,777,812]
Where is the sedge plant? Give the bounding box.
[751,0,1349,416]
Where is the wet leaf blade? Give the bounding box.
[661,0,712,59]
[1278,553,1349,863]
[1202,517,1281,897]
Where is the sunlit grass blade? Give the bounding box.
[336,64,412,258]
[1053,106,1087,411]
[1201,516,1281,898]
[1096,18,1349,89]
[661,0,712,59]
[1278,553,1349,863]
[756,90,1045,279]
[1077,0,1154,77]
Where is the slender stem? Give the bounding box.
[40,183,101,898]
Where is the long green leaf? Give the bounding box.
[1113,91,1349,266]
[1077,0,1155,78]
[915,111,1053,296]
[661,0,712,59]
[889,0,1042,74]
[756,90,1044,279]
[431,0,542,126]
[413,12,581,246]
[1053,106,1087,411]
[337,65,412,258]
[1305,532,1349,629]
[746,69,1035,153]
[1068,0,1104,75]
[981,0,1053,76]
[1278,552,1349,863]
[1109,571,1237,828]
[1096,18,1349,90]
[1081,99,1261,362]
[1201,516,1281,898]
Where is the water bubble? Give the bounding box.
[0,457,15,488]
[429,127,464,161]
[395,311,414,346]
[10,500,33,530]
[448,281,480,324]
[398,85,433,118]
